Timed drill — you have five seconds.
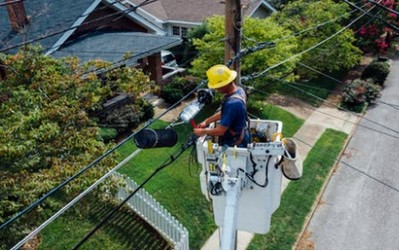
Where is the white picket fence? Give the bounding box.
[115,173,189,250]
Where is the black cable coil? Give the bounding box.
[134,128,178,149]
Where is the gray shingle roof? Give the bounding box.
[127,0,267,23]
[0,0,96,53]
[52,32,181,65]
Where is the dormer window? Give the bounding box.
[172,26,189,37]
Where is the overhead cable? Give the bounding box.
[0,78,206,232]
[1,0,135,42]
[343,0,399,32]
[299,63,399,134]
[72,135,197,250]
[368,0,399,16]
[0,0,160,52]
[243,3,376,82]
[10,149,143,250]
[246,82,399,141]
[0,0,25,7]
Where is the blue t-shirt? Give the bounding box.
[220,87,249,147]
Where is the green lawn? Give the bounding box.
[248,129,348,249]
[38,202,171,250]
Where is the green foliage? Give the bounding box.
[99,127,118,142]
[138,99,154,122]
[342,78,381,111]
[0,45,151,248]
[190,16,298,78]
[361,60,390,86]
[249,129,348,249]
[273,0,362,78]
[160,75,199,104]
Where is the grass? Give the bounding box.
[38,202,171,250]
[247,129,348,249]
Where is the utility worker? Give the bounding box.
[194,65,250,147]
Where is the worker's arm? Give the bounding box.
[197,111,221,128]
[194,124,228,137]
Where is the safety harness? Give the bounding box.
[221,88,248,146]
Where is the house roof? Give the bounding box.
[0,0,97,53]
[126,0,275,24]
[0,0,169,55]
[52,32,181,66]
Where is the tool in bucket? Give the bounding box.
[275,138,302,180]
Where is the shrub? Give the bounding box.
[361,60,390,86]
[160,75,200,104]
[342,78,381,109]
[99,127,118,142]
[138,98,154,121]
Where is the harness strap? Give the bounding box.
[224,90,248,146]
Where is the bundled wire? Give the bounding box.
[72,134,197,250]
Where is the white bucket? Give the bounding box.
[281,138,302,180]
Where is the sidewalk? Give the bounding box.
[201,97,360,250]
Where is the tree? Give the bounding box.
[0,46,151,248]
[273,0,362,78]
[189,15,298,79]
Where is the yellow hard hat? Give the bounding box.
[206,65,237,89]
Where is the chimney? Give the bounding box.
[6,0,29,32]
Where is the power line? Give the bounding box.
[295,62,399,134]
[368,0,399,16]
[246,82,399,141]
[243,3,376,81]
[0,79,205,232]
[0,0,161,52]
[343,0,399,32]
[0,0,25,7]
[1,0,133,43]
[72,135,197,250]
[83,0,370,76]
[1,26,262,231]
[0,0,381,236]
[10,148,143,250]
[283,83,399,139]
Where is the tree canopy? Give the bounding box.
[189,16,298,79]
[0,46,151,248]
[190,0,362,80]
[272,0,362,77]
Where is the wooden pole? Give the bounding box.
[225,0,242,84]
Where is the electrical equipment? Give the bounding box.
[196,119,284,238]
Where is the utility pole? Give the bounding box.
[225,0,242,84]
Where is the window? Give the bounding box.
[172,26,190,37]
[172,26,180,36]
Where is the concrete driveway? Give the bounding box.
[302,57,399,249]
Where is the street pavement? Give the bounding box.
[303,57,399,249]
